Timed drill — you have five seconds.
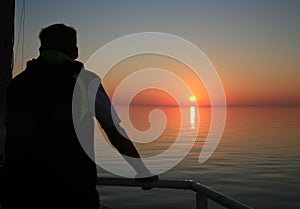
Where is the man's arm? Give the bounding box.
[103,125,140,158]
[90,78,158,181]
[103,124,158,180]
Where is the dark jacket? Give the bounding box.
[1,57,99,209]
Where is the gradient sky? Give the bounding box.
[13,0,300,106]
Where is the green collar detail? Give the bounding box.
[40,51,73,65]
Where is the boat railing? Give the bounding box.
[97,177,252,209]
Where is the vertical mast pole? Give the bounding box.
[0,0,15,163]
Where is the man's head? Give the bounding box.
[39,23,78,60]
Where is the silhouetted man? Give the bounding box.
[0,23,157,209]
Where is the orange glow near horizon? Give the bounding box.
[91,51,300,107]
[101,54,211,107]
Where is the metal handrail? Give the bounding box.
[97,177,252,209]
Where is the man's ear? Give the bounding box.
[70,46,78,60]
[39,46,43,54]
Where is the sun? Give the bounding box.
[189,95,196,102]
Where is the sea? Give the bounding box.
[95,106,300,209]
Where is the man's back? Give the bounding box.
[1,57,99,209]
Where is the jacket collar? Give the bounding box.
[40,50,73,65]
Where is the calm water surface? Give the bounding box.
[96,107,300,209]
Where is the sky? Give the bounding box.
[13,0,300,106]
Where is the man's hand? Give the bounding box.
[105,125,159,190]
[135,174,159,190]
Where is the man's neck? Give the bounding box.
[40,50,73,65]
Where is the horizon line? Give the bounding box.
[114,104,300,108]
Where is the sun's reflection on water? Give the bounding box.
[189,106,196,129]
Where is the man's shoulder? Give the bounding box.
[11,58,46,80]
[75,65,101,83]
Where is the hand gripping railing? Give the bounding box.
[97,177,252,209]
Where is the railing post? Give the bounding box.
[196,192,208,209]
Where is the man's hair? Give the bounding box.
[39,23,78,59]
